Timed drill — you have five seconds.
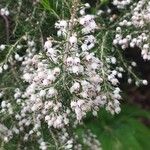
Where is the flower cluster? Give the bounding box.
[55,20,68,37]
[113,0,132,9]
[82,130,102,150]
[79,15,98,34]
[0,2,101,148]
[113,0,150,60]
[0,7,9,16]
[21,54,70,128]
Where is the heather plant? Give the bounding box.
[0,0,149,149]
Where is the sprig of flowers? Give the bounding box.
[0,0,149,149]
[113,0,150,60]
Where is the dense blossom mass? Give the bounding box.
[0,0,149,149]
[113,0,150,60]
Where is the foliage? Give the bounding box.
[78,104,150,150]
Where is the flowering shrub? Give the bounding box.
[0,0,149,149]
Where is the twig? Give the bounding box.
[49,129,59,149]
[0,13,9,43]
[63,0,79,64]
[0,35,25,65]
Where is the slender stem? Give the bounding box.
[100,31,108,61]
[62,0,79,91]
[0,13,9,43]
[0,35,25,65]
[100,31,111,91]
[117,48,140,80]
[63,0,79,64]
[49,129,59,149]
[13,0,22,35]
